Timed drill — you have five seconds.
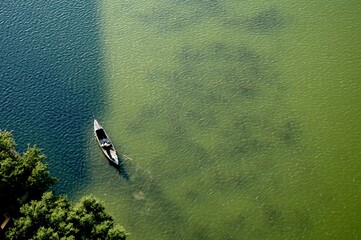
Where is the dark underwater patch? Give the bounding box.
[292,209,312,236]
[108,3,309,239]
[172,43,271,104]
[244,8,285,33]
[223,7,287,35]
[190,223,213,240]
[212,169,248,191]
[134,0,226,34]
[171,0,225,14]
[262,204,284,230]
[125,104,164,134]
[122,166,188,239]
[136,9,195,32]
[279,120,301,146]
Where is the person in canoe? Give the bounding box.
[101,141,112,149]
[101,141,112,156]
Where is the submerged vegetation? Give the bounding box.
[0,130,127,239]
[98,0,319,239]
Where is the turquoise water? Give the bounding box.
[1,1,361,240]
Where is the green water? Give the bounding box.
[80,1,361,239]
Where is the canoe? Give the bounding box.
[93,118,119,166]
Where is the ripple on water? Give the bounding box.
[0,1,104,194]
[95,1,331,239]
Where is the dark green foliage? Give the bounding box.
[6,192,127,240]
[77,195,128,239]
[6,192,126,240]
[0,131,127,239]
[0,131,55,213]
[0,131,18,161]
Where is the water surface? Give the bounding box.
[0,1,104,194]
[80,1,361,239]
[1,1,360,240]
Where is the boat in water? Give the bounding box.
[94,118,119,166]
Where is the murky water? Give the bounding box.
[80,1,361,240]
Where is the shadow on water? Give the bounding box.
[0,2,105,194]
[111,160,130,181]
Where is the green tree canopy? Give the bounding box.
[6,192,127,240]
[1,130,127,239]
[0,130,55,213]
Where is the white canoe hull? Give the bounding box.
[94,119,119,165]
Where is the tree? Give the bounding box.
[0,130,127,239]
[0,130,55,213]
[6,192,127,240]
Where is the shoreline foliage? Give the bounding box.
[0,130,127,239]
